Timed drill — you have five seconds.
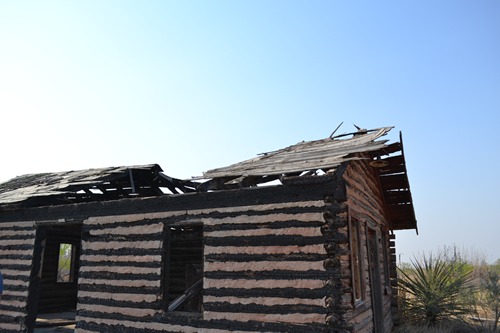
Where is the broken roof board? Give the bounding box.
[0,164,162,206]
[0,126,417,231]
[198,126,417,231]
[200,127,393,179]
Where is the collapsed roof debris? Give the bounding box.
[0,126,415,230]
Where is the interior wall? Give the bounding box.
[36,224,82,314]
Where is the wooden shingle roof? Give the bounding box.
[197,126,417,231]
[200,127,393,179]
[0,126,417,231]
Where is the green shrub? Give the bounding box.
[398,254,474,327]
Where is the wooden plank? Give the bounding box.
[379,174,409,191]
[380,142,402,155]
[376,164,406,176]
[384,191,412,205]
[201,128,393,179]
[380,154,404,166]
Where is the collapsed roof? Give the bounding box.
[0,164,198,209]
[0,126,416,230]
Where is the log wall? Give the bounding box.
[343,159,393,333]
[75,197,340,333]
[0,167,400,333]
[0,221,36,333]
[43,176,344,333]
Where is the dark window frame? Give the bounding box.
[163,222,204,313]
[349,216,365,306]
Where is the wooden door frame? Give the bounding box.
[367,227,384,333]
[26,223,82,332]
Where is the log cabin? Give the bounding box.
[0,126,417,333]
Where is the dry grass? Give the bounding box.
[393,320,493,333]
[396,248,499,332]
[394,325,453,333]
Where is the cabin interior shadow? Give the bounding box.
[28,224,82,331]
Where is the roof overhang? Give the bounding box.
[369,132,417,231]
[198,127,393,179]
[195,126,417,231]
[0,126,417,231]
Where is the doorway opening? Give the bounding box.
[28,224,82,332]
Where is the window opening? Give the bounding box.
[350,218,365,303]
[165,224,203,312]
[57,243,75,283]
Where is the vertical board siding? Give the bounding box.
[0,221,36,332]
[345,159,393,333]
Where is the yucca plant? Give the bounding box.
[398,255,474,327]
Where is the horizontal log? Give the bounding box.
[205,244,325,256]
[205,260,324,272]
[203,295,324,307]
[204,310,325,325]
[77,303,158,318]
[203,278,325,289]
[206,227,321,238]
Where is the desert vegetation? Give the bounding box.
[395,247,500,333]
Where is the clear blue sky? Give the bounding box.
[1,1,499,262]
